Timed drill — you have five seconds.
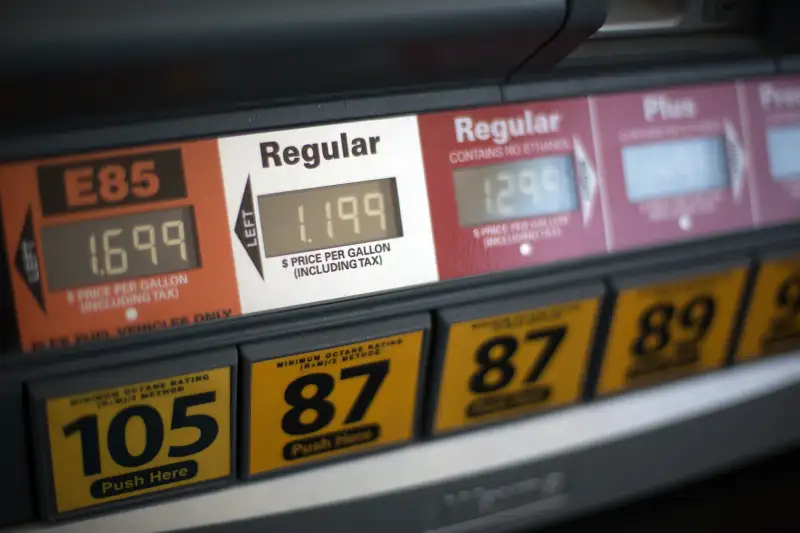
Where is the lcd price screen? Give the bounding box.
[621,136,729,203]
[767,125,800,182]
[452,155,578,227]
[40,206,200,291]
[258,178,403,257]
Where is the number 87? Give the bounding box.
[281,361,389,436]
[468,327,567,394]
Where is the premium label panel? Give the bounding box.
[218,116,439,313]
[737,255,800,360]
[741,77,800,226]
[432,294,601,435]
[0,141,241,352]
[598,266,748,395]
[245,330,425,476]
[590,83,754,251]
[419,99,607,280]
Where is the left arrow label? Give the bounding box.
[234,175,263,279]
[14,207,46,312]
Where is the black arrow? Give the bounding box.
[234,175,264,279]
[14,207,46,312]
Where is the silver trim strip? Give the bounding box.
[9,355,800,533]
[597,0,682,35]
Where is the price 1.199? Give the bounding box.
[258,177,402,257]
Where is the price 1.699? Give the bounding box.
[88,220,187,277]
[40,206,200,290]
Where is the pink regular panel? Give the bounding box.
[418,98,607,280]
[590,83,754,252]
[741,77,800,226]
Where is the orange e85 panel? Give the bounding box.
[0,141,242,352]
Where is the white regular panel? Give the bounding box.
[218,116,439,313]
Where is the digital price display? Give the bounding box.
[597,264,748,396]
[419,99,607,280]
[242,315,427,477]
[737,253,800,361]
[766,125,800,181]
[452,156,578,227]
[0,142,241,352]
[429,287,603,436]
[40,207,200,291]
[29,351,236,519]
[742,78,800,226]
[591,83,752,251]
[621,137,730,203]
[218,116,438,314]
[258,178,402,257]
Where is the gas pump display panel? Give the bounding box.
[2,70,800,531]
[217,116,439,314]
[742,77,800,226]
[590,83,752,252]
[0,142,242,352]
[418,99,606,280]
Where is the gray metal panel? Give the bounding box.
[513,0,607,75]
[0,86,502,163]
[0,381,33,525]
[0,59,777,163]
[504,59,777,102]
[5,353,800,533]
[781,56,800,73]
